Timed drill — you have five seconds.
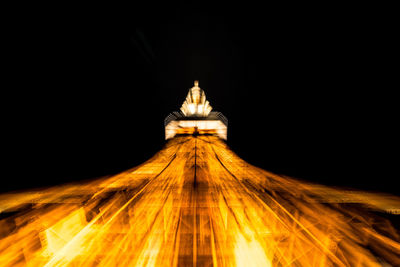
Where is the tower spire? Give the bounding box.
[180,81,212,117]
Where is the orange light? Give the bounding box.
[0,136,399,266]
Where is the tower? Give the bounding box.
[164,81,228,140]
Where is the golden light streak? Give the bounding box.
[0,135,399,266]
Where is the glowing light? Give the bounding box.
[165,81,227,140]
[1,82,400,266]
[0,136,399,266]
[234,232,272,267]
[180,80,212,117]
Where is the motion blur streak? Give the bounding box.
[0,136,399,266]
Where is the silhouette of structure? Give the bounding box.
[0,82,399,266]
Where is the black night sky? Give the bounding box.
[3,3,398,194]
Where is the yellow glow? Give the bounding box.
[180,81,212,117]
[0,136,399,266]
[41,208,86,256]
[234,232,271,267]
[165,120,227,140]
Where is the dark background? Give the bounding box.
[2,3,398,194]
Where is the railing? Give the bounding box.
[210,112,228,126]
[164,111,184,126]
[164,111,228,126]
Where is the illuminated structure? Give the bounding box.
[165,81,228,140]
[0,82,399,266]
